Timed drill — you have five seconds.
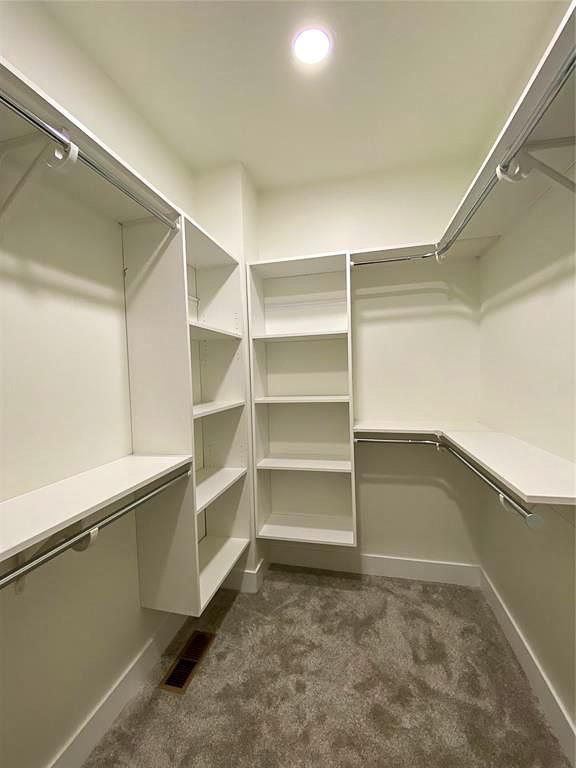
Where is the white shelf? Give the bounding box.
[252,330,347,342]
[255,395,350,404]
[257,457,352,473]
[354,420,576,505]
[195,467,247,513]
[192,400,245,419]
[258,514,355,546]
[198,535,249,608]
[189,320,242,341]
[0,454,192,564]
[445,430,576,506]
[249,253,346,278]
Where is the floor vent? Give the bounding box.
[160,630,215,693]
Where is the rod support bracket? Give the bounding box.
[71,527,99,552]
[46,135,79,172]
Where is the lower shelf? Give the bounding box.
[195,467,247,513]
[198,535,249,608]
[258,513,355,546]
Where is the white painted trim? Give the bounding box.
[225,557,267,594]
[480,571,575,765]
[47,613,186,768]
[267,543,481,587]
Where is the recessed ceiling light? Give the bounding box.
[292,28,332,65]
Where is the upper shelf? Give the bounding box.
[249,253,346,278]
[354,421,576,506]
[0,454,192,565]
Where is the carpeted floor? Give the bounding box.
[83,566,570,768]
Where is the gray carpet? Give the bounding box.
[84,566,570,767]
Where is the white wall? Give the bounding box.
[352,257,480,425]
[479,181,575,462]
[257,163,472,260]
[0,7,198,767]
[476,180,576,718]
[0,1,196,215]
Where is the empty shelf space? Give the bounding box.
[0,454,192,564]
[258,514,355,546]
[193,400,245,418]
[257,457,352,473]
[195,467,247,513]
[189,320,242,341]
[252,330,347,342]
[255,395,350,404]
[198,535,249,608]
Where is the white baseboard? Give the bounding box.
[480,571,575,765]
[48,613,186,768]
[268,542,481,587]
[225,557,267,594]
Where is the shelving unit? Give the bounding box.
[126,214,253,616]
[186,216,251,608]
[248,253,357,546]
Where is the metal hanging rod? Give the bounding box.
[351,40,576,269]
[0,87,178,230]
[354,436,543,529]
[0,467,191,591]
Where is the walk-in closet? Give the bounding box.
[0,2,574,767]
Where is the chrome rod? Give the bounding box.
[438,44,576,256]
[351,41,576,269]
[354,437,441,447]
[0,88,178,230]
[354,436,542,528]
[351,251,437,267]
[0,467,191,591]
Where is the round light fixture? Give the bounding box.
[292,27,332,64]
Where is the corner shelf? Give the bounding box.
[193,400,245,419]
[354,421,576,505]
[257,457,352,473]
[195,467,248,513]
